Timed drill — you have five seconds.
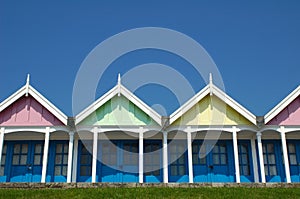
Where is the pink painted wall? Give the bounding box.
[0,96,64,126]
[268,95,300,125]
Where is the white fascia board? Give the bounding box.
[75,85,118,125]
[120,85,162,126]
[264,85,300,124]
[212,85,257,125]
[75,84,162,126]
[0,85,26,112]
[169,85,210,125]
[28,86,68,125]
[0,85,68,125]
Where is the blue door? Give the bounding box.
[168,140,188,182]
[0,143,8,182]
[287,141,300,182]
[9,141,44,182]
[238,141,254,182]
[193,140,234,183]
[144,140,162,183]
[47,141,69,182]
[99,140,138,183]
[262,141,285,182]
[77,141,92,182]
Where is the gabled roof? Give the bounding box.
[0,75,68,125]
[169,79,257,125]
[75,75,162,126]
[264,85,300,124]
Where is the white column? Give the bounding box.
[163,131,168,183]
[91,127,98,183]
[41,127,50,183]
[67,132,74,183]
[251,137,259,182]
[0,127,5,168]
[187,129,193,183]
[280,126,291,183]
[232,126,240,183]
[139,130,144,183]
[256,132,266,183]
[72,135,78,182]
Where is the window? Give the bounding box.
[0,144,7,176]
[212,143,227,165]
[54,143,68,176]
[102,142,117,166]
[263,143,277,176]
[144,142,161,176]
[287,143,297,165]
[192,142,206,165]
[80,143,92,176]
[169,142,186,176]
[123,142,138,165]
[238,143,250,176]
[12,144,28,165]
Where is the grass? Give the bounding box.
[0,187,299,199]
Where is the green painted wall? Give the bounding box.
[172,95,252,126]
[79,95,157,125]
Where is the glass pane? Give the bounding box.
[267,144,274,153]
[220,154,227,164]
[212,146,218,153]
[62,166,67,176]
[289,154,297,165]
[131,145,138,153]
[14,144,20,153]
[81,155,89,164]
[64,144,69,153]
[153,144,160,151]
[264,166,269,176]
[34,155,41,165]
[63,154,68,164]
[192,154,198,164]
[178,145,184,153]
[241,144,247,153]
[131,155,138,165]
[213,154,219,164]
[171,165,177,176]
[243,166,250,176]
[0,167,4,176]
[145,145,151,153]
[2,144,7,154]
[268,154,276,164]
[192,144,198,153]
[123,144,130,152]
[20,155,27,165]
[12,155,19,165]
[200,157,206,164]
[110,154,117,165]
[263,154,267,164]
[21,144,28,153]
[35,144,42,154]
[220,145,226,153]
[242,154,248,164]
[80,166,87,176]
[123,156,130,165]
[56,144,63,153]
[55,166,61,176]
[152,154,160,164]
[178,155,185,164]
[82,146,88,154]
[269,166,277,176]
[288,143,296,153]
[179,165,185,175]
[55,155,62,164]
[263,145,266,153]
[169,145,176,153]
[1,155,6,165]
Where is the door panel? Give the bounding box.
[288,141,300,182]
[143,141,162,183]
[77,141,92,182]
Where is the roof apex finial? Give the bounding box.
[118,73,121,85]
[25,74,30,97]
[117,73,121,97]
[209,73,213,96]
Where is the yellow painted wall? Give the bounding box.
[172,95,252,126]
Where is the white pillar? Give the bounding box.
[280,126,291,183]
[256,132,266,183]
[91,127,98,183]
[139,130,144,183]
[232,126,240,183]
[0,127,5,169]
[187,129,193,183]
[251,137,259,182]
[67,132,74,183]
[41,127,50,183]
[72,135,78,182]
[163,131,168,183]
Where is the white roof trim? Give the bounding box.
[0,85,68,125]
[264,85,300,124]
[169,84,257,125]
[75,84,162,126]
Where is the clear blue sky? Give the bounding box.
[0,1,300,117]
